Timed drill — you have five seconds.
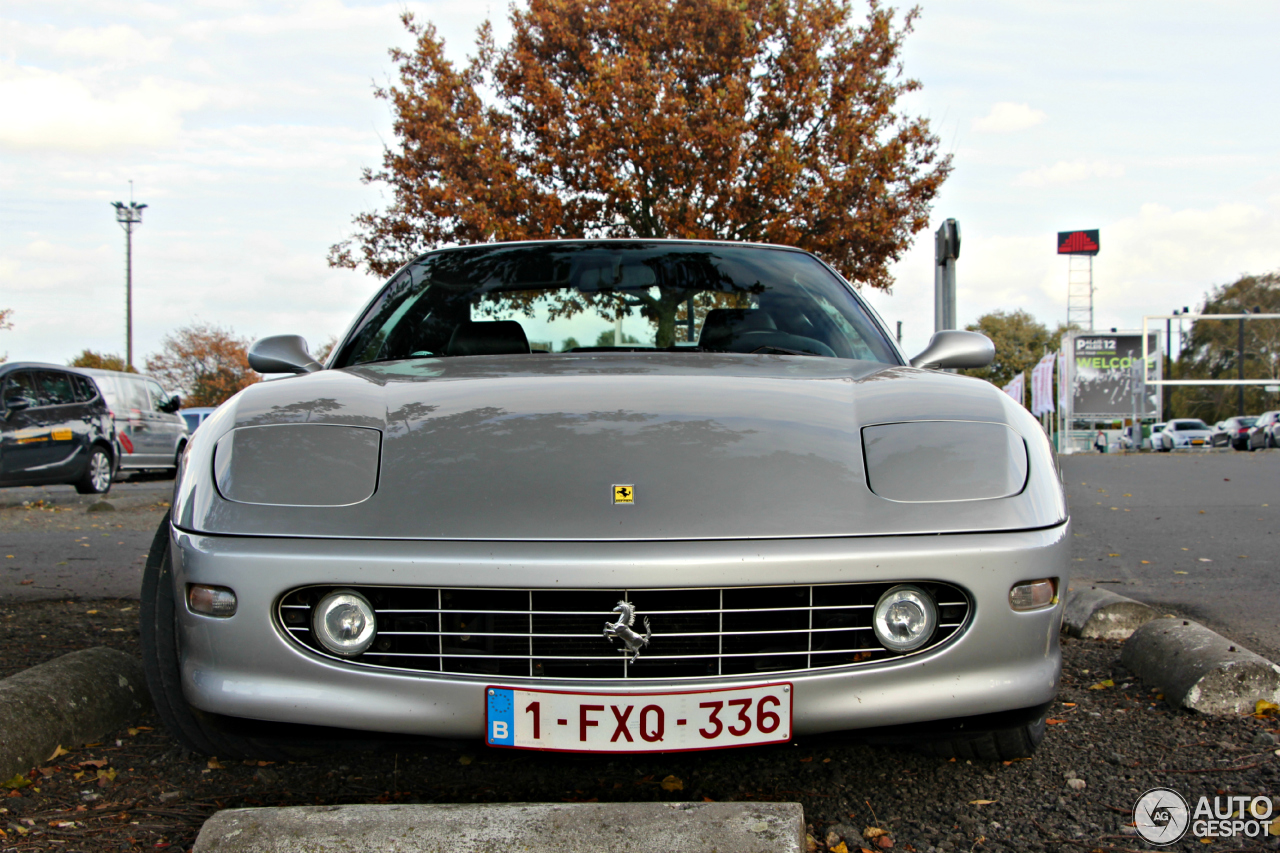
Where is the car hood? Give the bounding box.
[174,354,1065,540]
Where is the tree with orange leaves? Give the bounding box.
[329,0,950,303]
[144,322,258,407]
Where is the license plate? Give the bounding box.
[485,683,792,753]
[1192,439,1205,445]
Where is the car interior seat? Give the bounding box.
[445,321,531,357]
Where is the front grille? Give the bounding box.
[278,582,970,681]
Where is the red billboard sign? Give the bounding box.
[1057,230,1099,255]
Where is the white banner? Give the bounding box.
[1030,353,1057,415]
[1002,372,1025,407]
[1058,352,1068,408]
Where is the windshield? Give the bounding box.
[333,242,900,367]
[1171,420,1209,431]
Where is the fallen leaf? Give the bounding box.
[1087,680,1114,690]
[1123,493,1132,497]
[805,834,820,852]
[19,580,32,585]
[799,756,814,763]
[85,609,99,615]
[79,759,107,769]
[207,758,224,770]
[660,775,683,791]
[1174,571,1188,575]
[1254,700,1280,718]
[0,775,31,790]
[969,799,997,805]
[127,728,139,737]
[864,827,888,839]
[831,843,849,853]
[47,745,69,761]
[1141,560,1150,564]
[96,767,117,786]
[458,755,472,766]
[1199,558,1213,562]
[1046,718,1067,725]
[1108,553,1120,557]
[1199,510,1206,514]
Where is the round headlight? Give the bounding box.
[312,590,377,657]
[873,585,937,652]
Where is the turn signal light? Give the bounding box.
[1009,579,1057,611]
[188,584,238,617]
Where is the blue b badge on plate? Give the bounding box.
[486,688,515,745]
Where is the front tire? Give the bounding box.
[74,446,113,495]
[918,712,1048,761]
[140,513,286,760]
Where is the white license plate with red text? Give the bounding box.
[485,683,792,753]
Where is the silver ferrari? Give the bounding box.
[141,240,1067,761]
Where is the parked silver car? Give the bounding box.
[73,368,188,473]
[1154,418,1213,451]
[141,240,1067,761]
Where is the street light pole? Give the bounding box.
[111,189,147,371]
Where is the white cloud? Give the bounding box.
[971,102,1046,134]
[0,63,211,150]
[54,24,172,62]
[1014,160,1125,187]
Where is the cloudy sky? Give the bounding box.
[3,0,1279,366]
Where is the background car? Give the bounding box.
[1212,416,1256,450]
[1148,422,1167,450]
[179,406,217,435]
[73,368,188,475]
[141,239,1066,764]
[1156,418,1214,451]
[1,362,116,494]
[1247,411,1280,449]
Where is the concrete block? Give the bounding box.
[0,647,151,780]
[1062,586,1158,640]
[1121,617,1280,716]
[193,801,805,853]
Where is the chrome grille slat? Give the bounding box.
[277,582,971,681]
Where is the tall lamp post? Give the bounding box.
[111,195,147,371]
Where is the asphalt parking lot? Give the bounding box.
[1061,448,1280,662]
[0,476,172,602]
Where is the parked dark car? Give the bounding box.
[1211,416,1256,450]
[1,362,116,494]
[1248,411,1280,450]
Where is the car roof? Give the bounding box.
[1,361,89,373]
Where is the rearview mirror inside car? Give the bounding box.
[909,330,995,370]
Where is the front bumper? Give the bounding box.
[172,524,1069,740]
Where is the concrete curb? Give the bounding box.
[193,802,805,853]
[0,647,151,781]
[1062,586,1159,640]
[1121,617,1280,716]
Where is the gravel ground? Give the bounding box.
[2,600,1278,852]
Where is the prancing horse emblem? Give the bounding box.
[604,600,651,663]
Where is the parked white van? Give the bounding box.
[72,368,188,474]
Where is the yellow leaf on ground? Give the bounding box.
[863,827,888,839]
[1108,553,1120,557]
[47,745,68,761]
[969,799,997,805]
[660,775,683,791]
[1175,571,1188,575]
[1088,680,1114,690]
[1141,560,1150,564]
[830,843,849,853]
[458,755,472,765]
[1,775,31,790]
[207,758,225,770]
[1254,700,1279,718]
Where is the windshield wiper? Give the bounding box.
[750,345,823,357]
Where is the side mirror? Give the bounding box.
[4,396,31,414]
[159,394,181,414]
[909,330,995,370]
[248,335,323,375]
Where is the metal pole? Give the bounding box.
[896,321,902,346]
[1238,316,1246,416]
[1165,317,1172,422]
[934,219,959,333]
[125,221,133,370]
